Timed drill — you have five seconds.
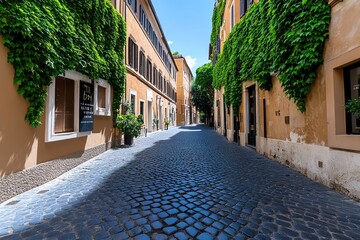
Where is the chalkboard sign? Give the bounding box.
[79,81,94,132]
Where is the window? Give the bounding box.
[153,66,158,86]
[163,78,165,92]
[139,5,145,26]
[159,72,162,89]
[139,51,145,77]
[344,62,360,134]
[146,59,152,82]
[326,46,360,151]
[140,100,144,116]
[130,92,136,114]
[230,3,235,31]
[240,0,253,17]
[128,38,138,71]
[111,0,117,10]
[54,77,75,133]
[94,79,111,116]
[97,86,106,108]
[46,71,93,142]
[128,0,137,14]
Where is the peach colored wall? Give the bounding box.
[0,38,113,176]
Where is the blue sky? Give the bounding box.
[151,0,214,75]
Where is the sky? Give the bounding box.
[151,0,214,76]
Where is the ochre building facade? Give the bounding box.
[213,0,360,199]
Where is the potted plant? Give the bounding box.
[116,114,143,145]
[164,119,170,130]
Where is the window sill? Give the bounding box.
[329,134,360,151]
[45,131,91,143]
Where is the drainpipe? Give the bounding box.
[123,0,127,104]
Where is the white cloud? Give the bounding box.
[168,41,173,45]
[185,55,197,70]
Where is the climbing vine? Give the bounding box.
[0,0,126,127]
[210,0,226,50]
[213,0,331,113]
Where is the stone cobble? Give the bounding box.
[0,125,360,239]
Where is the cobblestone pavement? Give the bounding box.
[1,125,360,240]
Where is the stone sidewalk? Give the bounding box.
[0,125,360,239]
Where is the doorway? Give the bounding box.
[247,85,256,147]
[233,114,239,143]
[147,101,152,132]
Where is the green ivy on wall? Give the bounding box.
[0,0,126,127]
[210,0,226,50]
[213,0,331,113]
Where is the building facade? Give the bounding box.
[174,55,194,126]
[117,0,177,133]
[212,0,360,199]
[0,1,126,176]
[0,0,177,176]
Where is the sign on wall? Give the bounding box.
[79,81,94,132]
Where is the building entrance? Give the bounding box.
[247,85,256,147]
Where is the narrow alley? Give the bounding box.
[0,125,360,239]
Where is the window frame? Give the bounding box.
[45,71,92,142]
[94,79,111,116]
[344,62,360,134]
[139,99,145,116]
[326,47,360,151]
[128,37,138,71]
[130,90,137,114]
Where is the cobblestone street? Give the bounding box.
[1,125,360,239]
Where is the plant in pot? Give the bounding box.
[116,114,143,146]
[164,119,170,130]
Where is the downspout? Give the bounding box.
[123,0,127,105]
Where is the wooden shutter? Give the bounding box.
[128,39,133,68]
[134,44,138,71]
[55,77,74,133]
[97,86,106,108]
